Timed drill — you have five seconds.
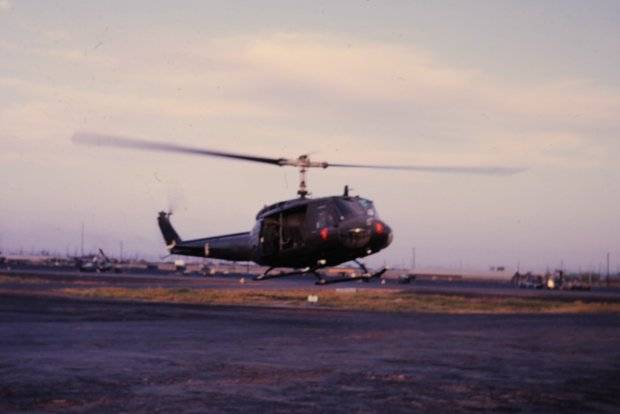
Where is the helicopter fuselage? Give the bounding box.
[158,194,393,270]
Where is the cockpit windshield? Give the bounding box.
[334,197,377,220]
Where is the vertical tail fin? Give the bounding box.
[98,248,110,261]
[157,211,182,249]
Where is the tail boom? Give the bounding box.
[157,211,252,261]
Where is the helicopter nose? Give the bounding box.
[370,220,393,251]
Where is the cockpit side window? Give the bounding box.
[358,198,377,218]
[315,203,336,229]
[335,198,378,220]
[335,199,357,219]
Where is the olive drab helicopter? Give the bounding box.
[73,132,522,285]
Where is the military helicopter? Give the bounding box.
[75,248,120,273]
[73,132,522,285]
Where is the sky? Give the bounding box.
[1,0,619,272]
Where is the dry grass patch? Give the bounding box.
[61,287,309,307]
[0,275,50,284]
[57,287,620,314]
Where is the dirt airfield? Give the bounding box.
[1,271,619,413]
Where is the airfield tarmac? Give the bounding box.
[5,267,620,301]
[1,270,619,413]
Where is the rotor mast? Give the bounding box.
[298,165,309,198]
[279,154,328,198]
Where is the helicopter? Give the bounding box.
[75,248,120,273]
[73,132,522,285]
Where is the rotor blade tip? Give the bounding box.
[71,131,97,145]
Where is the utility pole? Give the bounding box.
[80,222,85,257]
[607,252,611,288]
[411,247,416,270]
[120,241,124,262]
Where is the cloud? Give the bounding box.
[1,30,618,168]
[0,0,11,12]
[257,34,616,124]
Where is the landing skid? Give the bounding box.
[253,264,387,286]
[315,268,387,285]
[253,267,314,282]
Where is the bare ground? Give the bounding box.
[1,293,619,413]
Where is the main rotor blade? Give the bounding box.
[73,132,525,176]
[327,162,525,176]
[72,132,286,166]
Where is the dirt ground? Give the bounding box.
[1,293,619,413]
